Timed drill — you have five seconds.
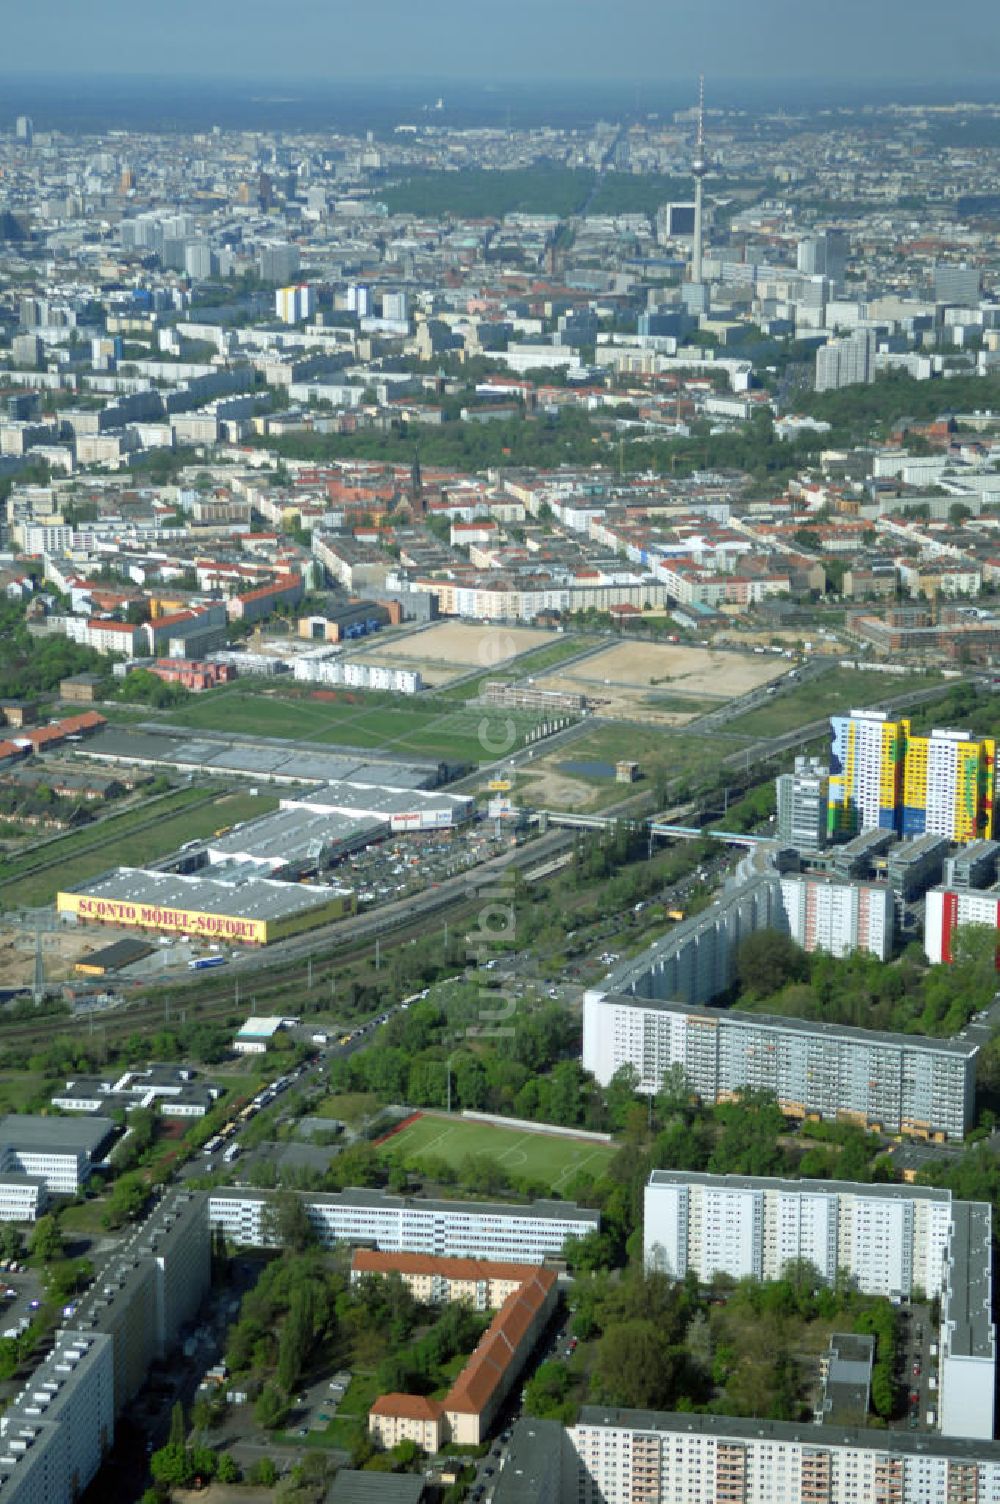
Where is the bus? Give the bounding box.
[189,956,226,971]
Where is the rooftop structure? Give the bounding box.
[203,805,384,875]
[280,779,473,831]
[815,1334,875,1426]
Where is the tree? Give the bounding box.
[150,1442,191,1489]
[524,1360,574,1421]
[28,1215,63,1264]
[562,1230,616,1274]
[0,1225,23,1264]
[251,1457,279,1486]
[592,1318,684,1409]
[103,1173,147,1229]
[254,1381,289,1431]
[169,1400,186,1449]
[736,930,809,998]
[217,1454,240,1484]
[262,1191,317,1252]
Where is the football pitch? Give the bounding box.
[377,1113,617,1194]
[157,688,548,765]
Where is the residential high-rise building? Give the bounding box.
[776,755,829,848]
[14,115,33,145]
[643,1170,966,1303]
[183,240,214,280]
[797,229,849,289]
[347,282,372,317]
[582,992,976,1138]
[815,328,876,391]
[828,710,908,836]
[275,284,314,323]
[258,240,299,283]
[381,289,409,322]
[560,1404,1000,1504]
[643,1173,999,1438]
[779,873,893,959]
[935,263,981,305]
[828,712,995,842]
[590,868,892,1031]
[902,728,995,841]
[925,885,1000,964]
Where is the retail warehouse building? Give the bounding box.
[58,866,354,945]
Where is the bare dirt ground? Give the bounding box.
[715,629,841,653]
[0,923,110,985]
[176,1489,275,1504]
[513,766,602,810]
[534,640,786,719]
[351,620,549,685]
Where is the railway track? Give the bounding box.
[1,831,578,1050]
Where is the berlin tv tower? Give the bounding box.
[691,75,708,285]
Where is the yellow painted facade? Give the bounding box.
[57,888,353,945]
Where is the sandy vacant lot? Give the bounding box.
[0,923,104,985]
[535,640,786,718]
[353,621,551,686]
[514,765,603,810]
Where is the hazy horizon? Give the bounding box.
[2,0,999,86]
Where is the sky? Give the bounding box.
[3,0,999,84]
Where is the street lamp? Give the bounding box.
[446,1050,461,1115]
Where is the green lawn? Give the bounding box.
[1,790,279,907]
[155,687,551,765]
[379,1112,617,1194]
[0,1073,51,1115]
[724,668,943,739]
[0,786,211,887]
[314,1093,380,1126]
[60,1198,113,1240]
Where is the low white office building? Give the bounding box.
[0,1176,47,1224]
[208,1187,599,1262]
[0,1115,115,1195]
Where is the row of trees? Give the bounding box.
[734,924,998,1040]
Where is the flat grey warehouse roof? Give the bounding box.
[0,1114,115,1157]
[79,726,439,788]
[64,866,348,921]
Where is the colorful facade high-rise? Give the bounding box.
[827,710,994,844]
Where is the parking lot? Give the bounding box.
[898,1304,938,1430]
[0,1268,44,1343]
[336,821,513,907]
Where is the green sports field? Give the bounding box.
[378,1113,617,1194]
[157,687,549,765]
